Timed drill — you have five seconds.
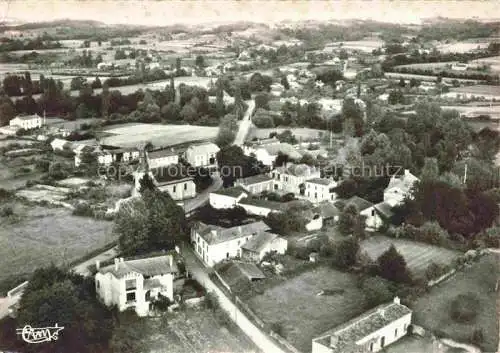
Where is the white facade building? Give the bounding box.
[147,149,179,169]
[383,169,419,207]
[270,163,321,195]
[185,142,220,168]
[95,255,178,317]
[209,187,248,209]
[312,297,412,353]
[9,114,44,130]
[241,232,288,262]
[157,177,197,201]
[191,221,270,267]
[305,178,338,203]
[235,175,274,194]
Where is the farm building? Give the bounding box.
[209,186,248,209]
[190,221,270,267]
[95,255,178,317]
[215,261,266,292]
[234,174,274,194]
[312,297,412,353]
[240,232,287,262]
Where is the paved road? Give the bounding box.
[183,174,222,213]
[233,99,255,146]
[181,245,288,353]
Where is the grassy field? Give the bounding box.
[248,127,325,141]
[145,308,260,353]
[360,236,460,277]
[411,254,498,352]
[437,41,491,53]
[247,266,367,353]
[101,123,219,149]
[0,201,115,282]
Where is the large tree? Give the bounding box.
[377,245,412,283]
[114,189,187,255]
[331,237,360,270]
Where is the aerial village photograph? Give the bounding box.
[0,0,498,352]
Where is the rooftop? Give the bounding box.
[187,141,220,153]
[14,114,41,121]
[238,197,284,210]
[99,255,178,278]
[196,221,270,245]
[241,232,282,253]
[386,169,419,193]
[313,298,412,353]
[318,201,340,218]
[306,178,335,186]
[236,174,273,186]
[211,186,248,198]
[345,196,374,212]
[374,201,394,218]
[262,143,303,160]
[148,148,178,159]
[216,261,266,289]
[275,163,319,177]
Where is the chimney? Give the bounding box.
[394,296,400,305]
[404,169,410,177]
[211,229,217,237]
[95,260,100,270]
[330,335,339,348]
[238,226,242,234]
[378,308,385,318]
[114,258,119,271]
[168,255,173,267]
[120,257,125,263]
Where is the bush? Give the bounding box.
[450,293,480,323]
[0,206,14,217]
[153,293,171,311]
[361,276,394,307]
[72,203,94,217]
[425,262,450,281]
[471,329,484,345]
[270,322,285,337]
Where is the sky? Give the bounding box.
[0,0,498,26]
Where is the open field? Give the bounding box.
[441,105,500,120]
[449,84,500,96]
[437,41,491,53]
[395,62,456,70]
[384,336,467,353]
[248,127,325,141]
[470,55,500,72]
[0,161,43,191]
[360,235,460,277]
[411,254,499,352]
[101,123,219,149]
[247,266,367,353]
[145,308,260,353]
[0,202,115,282]
[325,39,384,52]
[385,72,480,83]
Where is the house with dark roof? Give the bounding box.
[209,186,249,209]
[95,255,178,317]
[191,221,270,267]
[312,297,412,353]
[318,201,340,226]
[235,174,274,194]
[345,196,385,231]
[240,232,287,262]
[147,148,179,169]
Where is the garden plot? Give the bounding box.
[248,127,325,142]
[247,266,367,353]
[146,308,260,353]
[100,123,219,149]
[16,184,73,208]
[360,235,461,276]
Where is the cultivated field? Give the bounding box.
[0,202,115,282]
[248,127,325,141]
[395,62,456,70]
[325,39,384,52]
[101,123,219,148]
[385,72,480,83]
[411,254,499,352]
[145,308,260,353]
[437,41,491,53]
[449,84,500,96]
[360,236,460,276]
[470,55,500,72]
[247,266,367,353]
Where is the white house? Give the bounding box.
[270,163,321,195]
[156,177,197,201]
[312,297,412,353]
[317,98,343,117]
[235,174,274,194]
[451,62,468,71]
[95,255,178,317]
[345,196,384,231]
[270,83,285,97]
[185,142,220,168]
[209,186,248,209]
[147,149,179,169]
[240,232,287,262]
[9,114,44,130]
[249,143,303,167]
[305,178,337,203]
[50,138,71,151]
[98,148,140,166]
[383,169,419,207]
[191,221,270,267]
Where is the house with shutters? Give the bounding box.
[190,221,270,267]
[95,255,178,317]
[312,297,412,353]
[147,148,179,169]
[270,163,321,195]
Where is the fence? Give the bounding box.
[427,269,457,287]
[212,268,303,353]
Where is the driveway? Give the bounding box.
[181,244,289,353]
[183,174,222,213]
